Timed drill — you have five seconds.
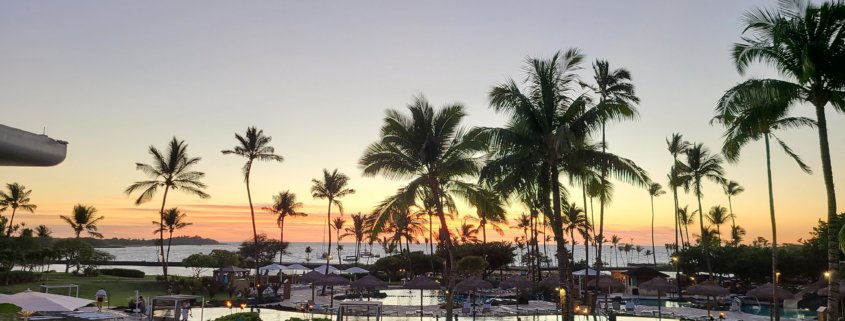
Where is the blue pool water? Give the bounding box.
[740,305,815,319]
[627,299,692,308]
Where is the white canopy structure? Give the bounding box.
[259,263,287,271]
[343,267,369,274]
[572,268,610,276]
[314,264,340,274]
[0,289,93,311]
[284,264,310,271]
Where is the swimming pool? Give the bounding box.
[345,289,445,306]
[740,305,815,319]
[627,299,692,308]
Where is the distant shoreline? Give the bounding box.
[66,235,221,248]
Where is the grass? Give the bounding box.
[0,273,166,308]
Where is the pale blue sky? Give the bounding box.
[1,1,842,242]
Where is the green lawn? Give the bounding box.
[0,273,167,308]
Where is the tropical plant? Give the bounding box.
[153,208,191,266]
[722,180,745,234]
[729,1,845,316]
[667,134,690,253]
[731,225,747,246]
[126,137,209,279]
[304,246,312,262]
[262,191,305,264]
[676,143,725,275]
[60,204,105,239]
[563,203,588,266]
[467,186,507,244]
[359,95,490,320]
[678,206,695,248]
[647,183,665,266]
[0,183,37,237]
[332,217,346,265]
[706,206,730,244]
[610,235,621,267]
[311,169,355,270]
[714,84,815,320]
[343,213,367,264]
[454,218,480,245]
[391,210,425,253]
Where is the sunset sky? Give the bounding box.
[1,1,843,244]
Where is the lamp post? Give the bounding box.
[776,272,781,284]
[672,256,681,298]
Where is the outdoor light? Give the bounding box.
[671,256,678,262]
[825,271,831,278]
[776,272,781,283]
[225,300,232,309]
[239,303,247,310]
[719,312,725,320]
[690,276,696,282]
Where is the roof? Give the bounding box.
[217,266,249,272]
[624,267,669,278]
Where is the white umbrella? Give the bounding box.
[284,264,310,271]
[343,267,369,274]
[259,263,287,271]
[314,264,340,274]
[0,289,93,311]
[573,268,610,276]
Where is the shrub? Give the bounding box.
[100,268,145,278]
[0,271,38,285]
[83,267,100,277]
[213,312,260,321]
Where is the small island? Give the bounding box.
[63,235,220,248]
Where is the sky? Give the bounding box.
[1,1,843,244]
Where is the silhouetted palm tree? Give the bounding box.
[706,206,730,244]
[263,191,305,264]
[153,208,191,266]
[311,168,355,271]
[454,218,480,245]
[0,183,37,237]
[676,143,725,275]
[332,217,346,265]
[722,181,744,233]
[666,134,690,253]
[647,183,665,266]
[60,204,104,239]
[343,213,367,264]
[678,206,694,248]
[730,1,845,314]
[127,137,209,279]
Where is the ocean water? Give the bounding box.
[68,242,671,276]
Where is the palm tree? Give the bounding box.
[454,218,480,245]
[343,213,367,264]
[678,206,695,248]
[221,127,284,275]
[722,181,744,233]
[730,1,845,315]
[332,217,346,265]
[676,143,725,275]
[647,183,665,266]
[60,204,104,238]
[563,203,588,266]
[262,191,306,264]
[468,186,507,245]
[666,134,690,253]
[706,206,730,244]
[392,210,425,253]
[305,246,313,262]
[153,208,191,266]
[731,225,747,246]
[126,137,209,279]
[0,183,37,237]
[583,59,640,277]
[311,169,355,272]
[610,235,621,267]
[714,88,815,321]
[35,225,51,239]
[360,96,490,320]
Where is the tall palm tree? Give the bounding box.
[127,137,209,279]
[731,225,747,246]
[311,169,355,272]
[35,225,51,239]
[0,183,37,237]
[583,59,640,278]
[678,206,695,248]
[454,218,480,245]
[392,210,425,253]
[722,181,744,233]
[60,204,105,239]
[714,89,815,321]
[332,217,346,265]
[468,186,507,245]
[610,235,621,267]
[563,203,588,266]
[730,1,845,315]
[647,183,665,267]
[262,191,305,264]
[343,213,367,264]
[360,96,490,320]
[221,127,284,270]
[153,208,191,266]
[666,134,690,253]
[706,206,730,244]
[676,143,725,275]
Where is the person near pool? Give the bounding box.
[95,288,107,311]
[181,300,192,321]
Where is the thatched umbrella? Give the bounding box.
[455,276,494,292]
[404,276,442,320]
[299,270,325,302]
[500,276,533,311]
[639,277,678,320]
[539,273,561,288]
[817,282,845,296]
[314,274,350,308]
[746,283,794,301]
[351,275,387,301]
[586,276,625,292]
[686,281,729,316]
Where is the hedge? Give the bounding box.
[0,271,38,285]
[99,268,145,278]
[213,312,260,321]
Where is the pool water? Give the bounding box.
[629,299,692,308]
[347,289,445,306]
[740,305,815,319]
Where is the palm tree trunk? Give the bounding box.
[596,123,607,301]
[429,181,456,321]
[671,166,683,297]
[337,229,343,266]
[6,208,16,236]
[326,198,333,270]
[550,167,573,321]
[482,221,487,245]
[814,103,839,320]
[244,163,262,301]
[765,134,780,321]
[158,186,171,280]
[279,219,285,265]
[727,195,737,240]
[167,230,174,266]
[696,189,713,275]
[650,196,657,267]
[429,214,434,255]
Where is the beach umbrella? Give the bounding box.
[539,273,561,288]
[455,276,494,292]
[0,290,93,312]
[817,282,845,296]
[300,271,324,284]
[686,281,729,316]
[573,268,609,276]
[314,274,350,308]
[344,267,370,274]
[285,264,310,272]
[746,283,794,301]
[639,277,677,320]
[314,264,340,274]
[500,276,533,311]
[259,263,287,271]
[351,275,387,291]
[404,276,442,320]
